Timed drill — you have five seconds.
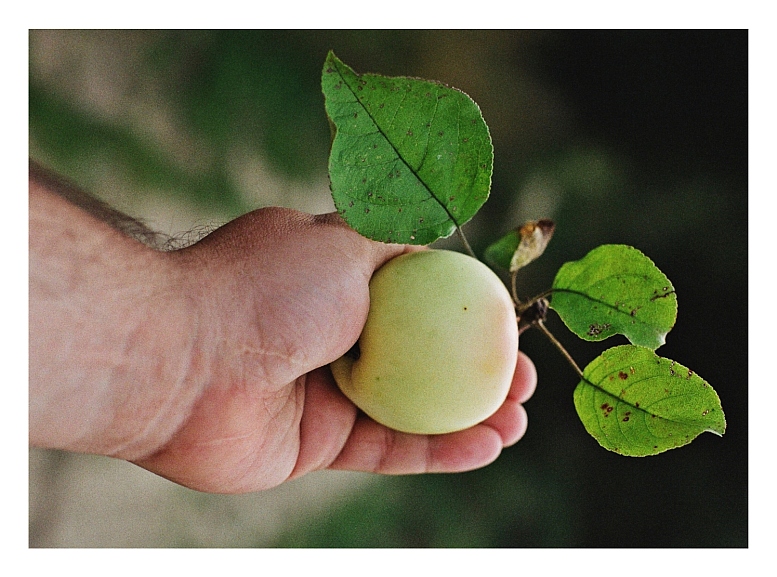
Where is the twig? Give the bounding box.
[535,320,584,379]
[510,270,521,306]
[515,288,554,316]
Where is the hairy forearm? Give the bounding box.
[29,164,202,460]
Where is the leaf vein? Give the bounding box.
[338,66,463,228]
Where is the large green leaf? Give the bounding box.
[575,345,726,456]
[322,51,493,244]
[550,244,677,349]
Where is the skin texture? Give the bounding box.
[29,162,537,494]
[331,250,519,434]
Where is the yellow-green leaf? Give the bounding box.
[575,345,726,456]
[550,244,677,350]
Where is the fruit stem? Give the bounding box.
[456,226,477,260]
[535,320,584,379]
[510,270,522,306]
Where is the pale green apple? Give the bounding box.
[330,249,519,434]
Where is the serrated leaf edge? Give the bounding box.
[323,51,493,244]
[574,345,726,456]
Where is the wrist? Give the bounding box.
[29,178,204,460]
[109,249,207,461]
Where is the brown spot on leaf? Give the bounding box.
[650,288,676,301]
[588,323,611,336]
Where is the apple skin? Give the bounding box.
[330,249,519,435]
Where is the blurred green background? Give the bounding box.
[29,30,747,547]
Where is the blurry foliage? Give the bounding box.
[29,30,747,547]
[275,464,577,548]
[146,31,330,179]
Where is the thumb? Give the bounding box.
[177,207,414,383]
[310,210,420,271]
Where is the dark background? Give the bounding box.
[29,30,747,547]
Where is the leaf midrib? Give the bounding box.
[332,57,461,227]
[549,287,673,329]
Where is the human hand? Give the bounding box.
[135,207,537,493]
